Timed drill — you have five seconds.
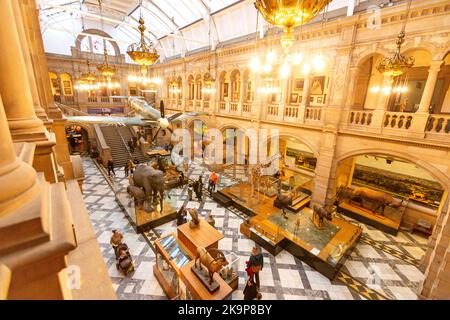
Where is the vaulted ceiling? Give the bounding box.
[37,0,369,61]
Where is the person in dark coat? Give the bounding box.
[243,277,262,300]
[107,159,115,177]
[128,138,135,153]
[176,205,187,226]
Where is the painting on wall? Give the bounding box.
[289,93,299,104]
[352,162,444,209]
[223,83,229,98]
[311,76,326,95]
[294,79,304,91]
[285,147,317,171]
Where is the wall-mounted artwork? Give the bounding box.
[317,96,323,104]
[223,83,229,98]
[286,147,317,171]
[311,76,326,95]
[294,79,304,91]
[352,156,444,209]
[289,93,299,104]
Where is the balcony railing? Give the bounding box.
[383,112,414,130]
[203,101,210,110]
[266,104,280,120]
[284,105,299,119]
[219,101,227,112]
[242,102,252,114]
[305,107,322,122]
[348,110,373,127]
[426,114,450,135]
[230,102,239,113]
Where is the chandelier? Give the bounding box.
[377,31,414,80]
[81,60,97,82]
[377,0,414,81]
[127,18,160,75]
[255,0,332,51]
[97,48,116,81]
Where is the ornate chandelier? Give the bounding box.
[81,60,97,82]
[377,31,414,79]
[127,18,160,75]
[255,0,332,51]
[377,0,414,80]
[97,48,116,81]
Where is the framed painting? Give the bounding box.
[311,76,326,95]
[289,93,299,104]
[294,79,304,91]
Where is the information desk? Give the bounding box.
[154,219,237,300]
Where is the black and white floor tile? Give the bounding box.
[81,157,428,300]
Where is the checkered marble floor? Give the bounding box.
[81,157,427,300]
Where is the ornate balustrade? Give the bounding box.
[383,112,414,130]
[203,101,210,110]
[242,102,252,114]
[266,104,280,119]
[219,101,227,112]
[230,102,239,113]
[348,110,373,127]
[284,105,299,119]
[305,107,322,122]
[426,114,450,135]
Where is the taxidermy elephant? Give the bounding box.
[126,185,145,209]
[133,164,165,212]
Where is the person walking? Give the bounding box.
[187,183,193,201]
[107,158,115,177]
[208,172,218,193]
[245,246,264,290]
[124,162,129,177]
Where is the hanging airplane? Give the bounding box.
[65,97,207,142]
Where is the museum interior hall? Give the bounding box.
[1,0,450,301]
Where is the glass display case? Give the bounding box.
[218,252,239,290]
[154,234,192,299]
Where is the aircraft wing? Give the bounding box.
[169,112,209,123]
[66,115,158,127]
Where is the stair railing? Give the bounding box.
[116,126,134,160]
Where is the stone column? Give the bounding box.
[0,0,46,140]
[0,0,58,183]
[344,66,361,109]
[420,204,450,299]
[11,0,48,124]
[418,60,443,113]
[22,0,62,119]
[0,94,75,300]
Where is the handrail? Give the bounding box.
[116,126,133,160]
[56,102,88,116]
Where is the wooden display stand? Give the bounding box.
[180,260,232,300]
[337,201,403,236]
[153,218,236,300]
[177,219,224,254]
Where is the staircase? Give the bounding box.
[117,126,150,163]
[99,125,149,168]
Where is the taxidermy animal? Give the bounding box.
[274,189,298,214]
[126,185,145,209]
[312,205,333,229]
[188,208,200,228]
[133,164,165,212]
[337,186,401,215]
[195,247,228,285]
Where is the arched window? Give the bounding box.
[230,70,241,102]
[80,34,115,56]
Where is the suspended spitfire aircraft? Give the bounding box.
[65,97,207,142]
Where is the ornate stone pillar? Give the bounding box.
[344,66,362,109]
[0,0,46,140]
[0,93,76,300]
[418,60,443,113]
[0,0,59,183]
[11,0,48,124]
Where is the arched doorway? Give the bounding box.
[66,124,90,154]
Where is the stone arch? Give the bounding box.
[75,29,120,56]
[401,42,437,60]
[353,47,390,68]
[260,132,320,159]
[336,147,450,190]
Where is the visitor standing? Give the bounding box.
[245,246,264,289]
[208,171,218,193]
[187,183,193,201]
[107,159,115,177]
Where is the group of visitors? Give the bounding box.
[128,137,138,153]
[190,175,204,201]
